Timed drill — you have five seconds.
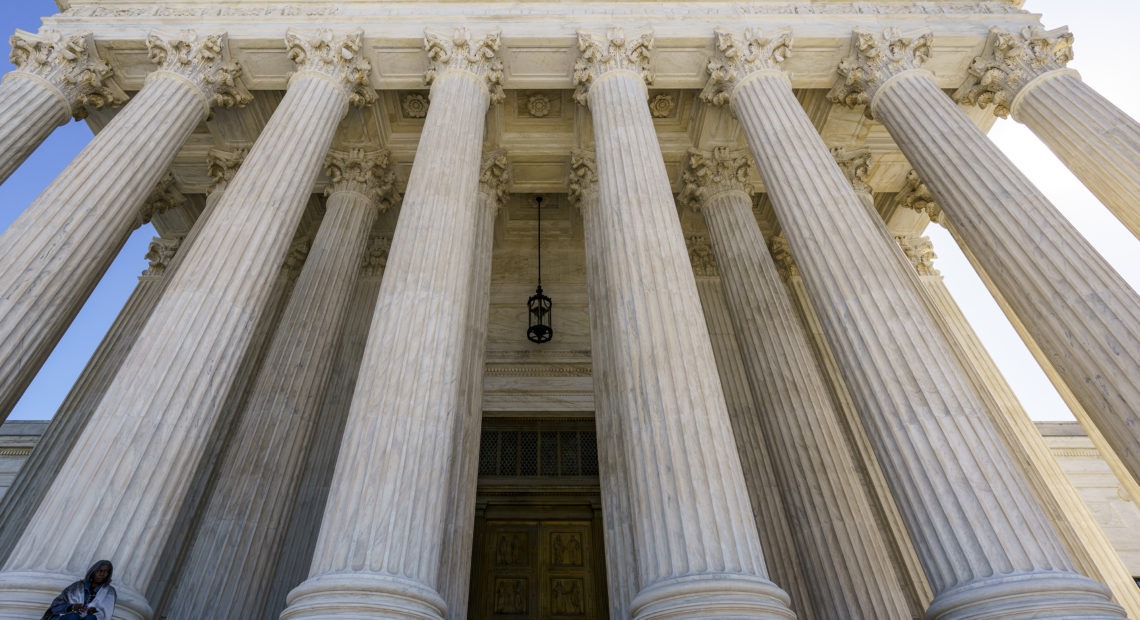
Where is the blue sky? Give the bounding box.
[0,1,1137,422]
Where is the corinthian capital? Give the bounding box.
[479,150,512,212]
[137,173,186,229]
[142,235,182,277]
[206,146,249,193]
[573,28,654,105]
[830,145,872,194]
[897,169,944,225]
[8,29,127,119]
[686,234,718,277]
[829,28,933,116]
[954,26,1074,118]
[567,149,599,209]
[679,146,753,211]
[362,235,392,278]
[147,30,251,111]
[325,148,397,210]
[769,233,798,279]
[896,234,939,276]
[286,29,375,107]
[424,28,504,104]
[702,29,792,107]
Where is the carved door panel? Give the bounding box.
[541,523,592,619]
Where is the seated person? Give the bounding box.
[41,560,116,620]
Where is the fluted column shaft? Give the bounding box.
[721,51,1122,617]
[0,34,357,618]
[284,32,500,619]
[697,183,910,618]
[693,275,816,619]
[165,163,383,616]
[575,31,793,619]
[0,31,247,423]
[0,75,71,182]
[870,68,1140,486]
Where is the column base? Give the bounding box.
[282,572,447,620]
[0,569,151,620]
[927,571,1125,620]
[630,573,795,620]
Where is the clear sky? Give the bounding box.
[0,0,1137,422]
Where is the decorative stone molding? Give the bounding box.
[685,234,718,277]
[137,172,186,228]
[573,28,653,105]
[648,92,674,118]
[206,146,249,193]
[146,30,251,111]
[954,26,1075,118]
[768,233,798,279]
[400,92,429,118]
[362,235,391,278]
[479,149,512,212]
[525,93,551,117]
[829,27,933,116]
[830,145,872,193]
[8,29,126,119]
[896,234,939,276]
[142,235,182,277]
[702,28,792,107]
[424,28,504,104]
[282,235,313,279]
[567,150,598,208]
[897,169,944,225]
[324,148,396,210]
[285,29,375,107]
[678,146,753,211]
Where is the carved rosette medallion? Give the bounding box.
[768,233,798,279]
[526,93,551,117]
[686,234,718,277]
[829,27,933,117]
[829,145,872,194]
[401,92,429,118]
[679,146,753,211]
[285,29,375,107]
[573,28,654,105]
[137,172,186,228]
[424,28,505,104]
[362,235,392,278]
[479,150,512,213]
[142,235,183,277]
[896,234,939,276]
[954,26,1075,118]
[648,92,674,118]
[146,30,251,112]
[702,28,792,107]
[324,148,397,211]
[897,169,944,225]
[567,150,598,208]
[206,146,249,194]
[8,29,127,118]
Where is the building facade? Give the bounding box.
[0,0,1137,618]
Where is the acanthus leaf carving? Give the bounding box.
[137,172,186,229]
[702,28,793,107]
[567,150,598,209]
[679,146,753,211]
[573,28,654,106]
[424,28,504,105]
[896,234,939,276]
[362,235,392,278]
[829,27,933,117]
[830,145,872,194]
[9,29,127,119]
[142,235,183,278]
[324,148,397,211]
[286,29,375,107]
[897,169,944,225]
[146,30,251,111]
[479,150,513,212]
[954,25,1074,118]
[768,233,798,279]
[686,234,718,277]
[206,146,250,194]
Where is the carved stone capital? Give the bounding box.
[954,26,1075,118]
[325,148,397,211]
[829,27,933,117]
[686,234,718,277]
[206,146,249,194]
[424,28,504,104]
[8,29,127,119]
[897,169,944,225]
[679,146,753,211]
[769,233,798,279]
[567,150,598,209]
[146,30,251,112]
[362,235,391,278]
[896,234,939,276]
[573,28,654,105]
[142,235,183,277]
[479,149,512,212]
[285,29,375,107]
[282,235,313,278]
[702,28,792,107]
[830,145,872,194]
[138,173,186,229]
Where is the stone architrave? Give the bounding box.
[164,149,393,617]
[282,28,503,620]
[708,28,1124,619]
[568,149,638,620]
[0,29,126,183]
[437,150,509,618]
[574,28,794,620]
[0,30,250,426]
[956,26,1140,238]
[831,26,1140,491]
[0,29,370,620]
[680,146,912,618]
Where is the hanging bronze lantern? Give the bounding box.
[527,196,553,344]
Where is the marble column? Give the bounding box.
[0,29,126,184]
[568,150,638,620]
[165,149,393,617]
[680,146,911,618]
[574,29,793,619]
[830,27,1140,487]
[956,26,1140,239]
[437,150,508,619]
[707,28,1123,618]
[0,30,250,424]
[0,29,371,620]
[282,28,502,620]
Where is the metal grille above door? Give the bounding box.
[478,420,599,478]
